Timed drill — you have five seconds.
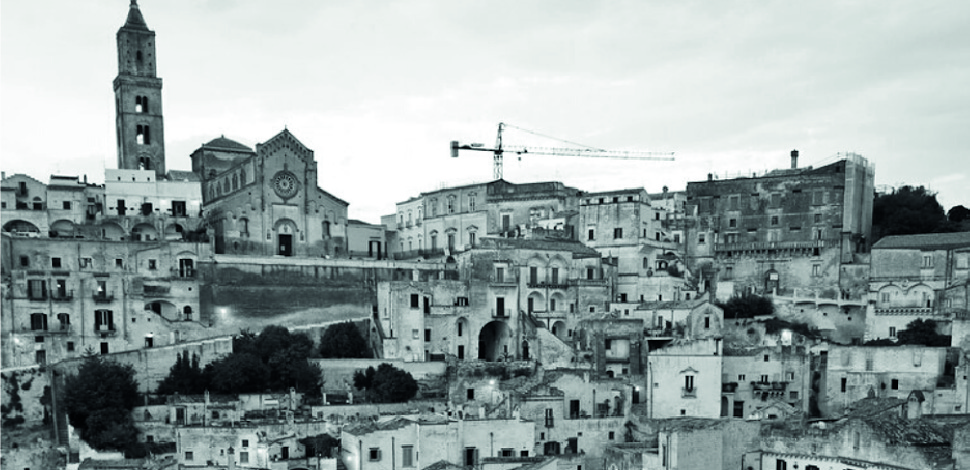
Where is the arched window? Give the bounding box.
[136,50,143,65]
[183,306,193,321]
[136,125,150,145]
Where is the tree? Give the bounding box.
[897,319,950,347]
[948,205,970,223]
[319,322,372,358]
[156,351,207,395]
[62,357,140,451]
[205,352,270,394]
[353,363,418,403]
[203,326,321,394]
[872,186,949,241]
[716,292,774,319]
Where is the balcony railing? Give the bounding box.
[681,387,697,398]
[714,238,836,252]
[752,381,788,392]
[93,292,115,303]
[722,382,739,393]
[492,309,512,318]
[95,324,117,335]
[51,290,74,301]
[527,280,569,289]
[489,275,518,285]
[568,278,607,286]
[27,291,48,301]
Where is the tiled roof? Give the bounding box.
[203,135,254,152]
[123,1,149,31]
[343,416,414,435]
[166,170,201,182]
[873,232,970,251]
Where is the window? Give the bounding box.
[447,196,456,213]
[28,280,47,299]
[412,329,419,339]
[889,326,897,338]
[698,233,706,244]
[763,354,770,362]
[760,375,769,383]
[614,228,622,239]
[369,448,381,461]
[880,292,890,304]
[30,313,48,331]
[608,431,615,440]
[468,232,476,247]
[411,294,419,309]
[501,448,515,457]
[467,389,475,400]
[704,316,710,328]
[242,439,249,448]
[136,124,151,145]
[185,451,194,461]
[468,194,476,211]
[841,377,847,393]
[424,329,431,342]
[63,201,72,210]
[402,445,414,467]
[148,259,157,270]
[495,267,504,282]
[587,228,595,241]
[891,378,899,390]
[684,375,694,391]
[67,342,75,352]
[775,459,786,470]
[738,374,746,381]
[922,254,933,268]
[729,219,737,228]
[771,215,779,226]
[20,256,29,267]
[240,451,249,463]
[586,268,595,280]
[725,266,733,279]
[51,257,62,268]
[789,391,798,400]
[812,264,820,276]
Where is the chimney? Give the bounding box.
[83,174,88,184]
[791,150,799,169]
[707,173,713,181]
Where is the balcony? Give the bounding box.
[752,381,788,398]
[489,275,518,286]
[492,309,512,318]
[18,325,73,335]
[568,278,607,287]
[94,324,118,335]
[93,292,115,303]
[714,238,835,253]
[722,382,739,393]
[527,280,569,290]
[27,291,48,301]
[51,290,74,302]
[681,387,697,398]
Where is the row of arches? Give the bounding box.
[2,219,186,241]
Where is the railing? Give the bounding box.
[715,238,836,252]
[28,291,48,301]
[489,275,518,285]
[752,381,788,392]
[681,387,697,398]
[393,248,445,260]
[569,278,607,286]
[874,307,941,316]
[527,280,569,289]
[95,324,118,335]
[51,290,74,301]
[644,328,673,337]
[492,309,512,318]
[722,382,738,393]
[93,292,115,303]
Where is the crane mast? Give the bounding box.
[451,122,674,180]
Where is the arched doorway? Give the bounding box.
[521,340,530,361]
[478,321,511,362]
[552,320,567,340]
[274,219,297,256]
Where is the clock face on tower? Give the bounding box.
[272,171,299,199]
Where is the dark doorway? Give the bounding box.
[478,321,510,362]
[278,234,293,256]
[570,400,580,419]
[458,345,465,360]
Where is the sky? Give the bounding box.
[2,0,969,224]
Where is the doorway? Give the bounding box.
[278,234,293,256]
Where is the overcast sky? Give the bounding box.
[2,1,968,223]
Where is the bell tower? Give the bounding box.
[114,0,166,177]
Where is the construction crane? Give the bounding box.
[450,122,675,180]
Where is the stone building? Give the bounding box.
[579,188,688,304]
[1,234,209,367]
[198,130,352,258]
[388,179,581,261]
[760,397,960,470]
[721,344,812,419]
[341,415,535,470]
[685,151,875,299]
[1,173,104,237]
[646,338,723,419]
[817,345,958,417]
[865,231,970,343]
[377,237,612,363]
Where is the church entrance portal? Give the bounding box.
[278,234,293,256]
